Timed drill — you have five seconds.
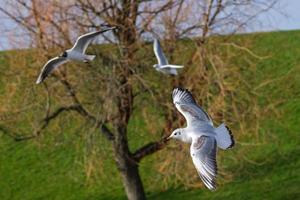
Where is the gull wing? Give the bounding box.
[160,68,178,75]
[36,57,68,84]
[172,88,213,127]
[160,64,184,69]
[190,135,217,190]
[153,38,168,65]
[71,27,115,53]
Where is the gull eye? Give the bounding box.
[60,52,67,57]
[174,133,177,136]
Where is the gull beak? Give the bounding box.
[166,135,172,140]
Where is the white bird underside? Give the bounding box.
[36,57,68,84]
[36,27,115,84]
[153,38,168,66]
[153,38,184,75]
[71,27,115,54]
[172,87,235,190]
[191,135,217,190]
[156,67,179,75]
[172,88,213,127]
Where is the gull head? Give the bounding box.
[167,128,183,140]
[60,51,68,58]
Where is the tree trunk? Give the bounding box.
[113,3,144,196]
[118,158,146,200]
[113,76,145,199]
[113,126,146,200]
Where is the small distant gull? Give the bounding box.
[36,27,116,84]
[153,38,184,75]
[168,88,235,190]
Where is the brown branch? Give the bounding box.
[71,104,115,140]
[43,105,79,125]
[0,6,37,34]
[208,0,223,27]
[221,42,270,60]
[132,136,169,162]
[138,1,177,36]
[202,0,214,39]
[59,76,115,139]
[31,0,46,49]
[0,125,30,141]
[0,104,114,142]
[0,105,77,141]
[23,105,84,140]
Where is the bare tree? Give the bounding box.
[0,0,279,199]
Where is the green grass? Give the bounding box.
[0,30,300,199]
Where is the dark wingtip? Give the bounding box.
[225,126,235,149]
[177,87,192,95]
[36,76,43,84]
[174,87,185,91]
[175,87,193,96]
[100,24,117,29]
[172,87,185,99]
[97,26,117,34]
[173,87,190,94]
[172,87,196,103]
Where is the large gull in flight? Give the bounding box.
[168,87,235,190]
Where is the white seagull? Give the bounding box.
[36,27,116,84]
[153,38,184,75]
[168,88,235,190]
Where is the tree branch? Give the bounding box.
[0,105,80,141]
[0,125,33,141]
[132,136,169,162]
[0,6,37,34]
[0,103,114,142]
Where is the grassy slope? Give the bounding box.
[150,30,300,199]
[0,30,300,200]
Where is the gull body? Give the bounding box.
[65,49,92,62]
[169,88,235,190]
[36,27,115,84]
[153,38,184,75]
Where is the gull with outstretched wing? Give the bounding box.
[153,38,184,75]
[36,27,116,84]
[168,88,235,190]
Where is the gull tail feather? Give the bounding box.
[169,68,178,75]
[215,123,235,149]
[85,55,96,62]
